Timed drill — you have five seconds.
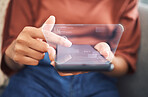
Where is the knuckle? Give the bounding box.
[23,26,31,32]
[13,54,20,63]
[14,45,22,53]
[22,26,35,36]
[14,45,19,52]
[16,36,30,46]
[16,37,26,44]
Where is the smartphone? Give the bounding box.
[55,44,114,72]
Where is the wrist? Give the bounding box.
[4,53,24,71]
[102,56,128,77]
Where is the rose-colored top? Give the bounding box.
[1,0,140,76]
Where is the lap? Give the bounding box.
[1,53,119,97]
[1,68,119,97]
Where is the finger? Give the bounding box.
[23,27,46,41]
[24,16,55,41]
[22,56,39,65]
[15,43,45,60]
[25,48,45,60]
[48,46,56,62]
[42,15,55,32]
[28,38,49,53]
[33,16,55,43]
[13,54,39,65]
[41,16,72,47]
[43,31,72,47]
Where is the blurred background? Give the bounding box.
[141,0,148,3]
[0,0,148,97]
[0,0,9,95]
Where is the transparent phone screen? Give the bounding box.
[42,24,124,65]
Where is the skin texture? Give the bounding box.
[4,16,128,77]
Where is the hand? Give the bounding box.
[94,42,129,77]
[4,16,72,70]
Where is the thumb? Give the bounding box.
[42,15,55,32]
[94,42,114,62]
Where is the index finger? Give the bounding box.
[29,16,55,40]
[43,30,72,47]
[41,16,55,32]
[41,16,72,47]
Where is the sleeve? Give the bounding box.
[1,0,39,76]
[116,0,141,73]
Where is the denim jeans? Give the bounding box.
[1,53,119,97]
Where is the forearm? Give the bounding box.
[103,55,129,77]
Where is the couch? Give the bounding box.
[118,2,148,97]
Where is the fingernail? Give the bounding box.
[50,15,55,19]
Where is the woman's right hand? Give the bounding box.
[4,16,72,70]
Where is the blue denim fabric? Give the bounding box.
[1,53,119,97]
